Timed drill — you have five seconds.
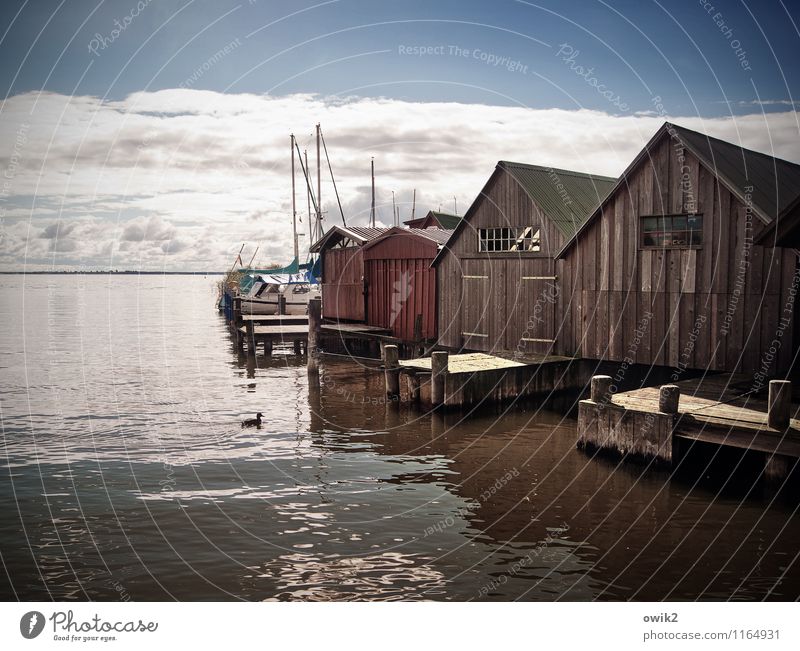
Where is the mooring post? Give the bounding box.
[233,296,242,327]
[264,339,273,357]
[659,385,680,414]
[245,319,256,356]
[384,345,400,399]
[307,297,322,370]
[768,380,792,429]
[431,351,449,407]
[590,375,613,404]
[294,340,302,356]
[407,374,421,403]
[278,294,287,316]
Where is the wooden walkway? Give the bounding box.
[611,374,800,458]
[241,314,308,325]
[399,352,570,375]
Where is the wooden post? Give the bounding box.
[294,340,302,355]
[246,320,256,356]
[768,380,791,429]
[232,296,243,331]
[590,375,613,404]
[308,297,321,370]
[264,339,273,357]
[384,345,400,399]
[407,374,421,403]
[413,314,423,342]
[431,351,449,407]
[278,294,287,315]
[659,385,680,414]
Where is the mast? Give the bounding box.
[454,196,458,215]
[305,149,312,243]
[411,189,416,221]
[370,158,375,227]
[316,123,322,242]
[291,134,299,265]
[392,191,397,226]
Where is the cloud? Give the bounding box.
[0,89,799,270]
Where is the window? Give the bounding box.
[479,226,541,252]
[641,214,703,247]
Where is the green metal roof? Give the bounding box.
[668,123,800,221]
[498,161,617,237]
[428,211,462,229]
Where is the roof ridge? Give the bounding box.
[667,122,800,170]
[499,160,617,182]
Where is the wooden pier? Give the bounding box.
[383,349,584,408]
[578,373,800,487]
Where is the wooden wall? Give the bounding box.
[321,246,366,321]
[556,135,798,376]
[437,169,565,354]
[364,235,438,341]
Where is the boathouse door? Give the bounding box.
[460,260,491,351]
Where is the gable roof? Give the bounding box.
[361,226,454,252]
[431,162,616,267]
[499,161,617,238]
[557,121,800,258]
[427,211,462,229]
[309,225,389,253]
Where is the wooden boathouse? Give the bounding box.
[309,225,389,322]
[555,121,800,377]
[362,227,452,342]
[432,160,616,355]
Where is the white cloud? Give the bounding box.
[0,89,798,270]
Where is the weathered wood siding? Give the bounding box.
[321,247,365,321]
[364,234,438,341]
[437,169,565,354]
[556,135,799,376]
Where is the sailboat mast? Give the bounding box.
[370,158,375,228]
[392,190,396,227]
[291,134,299,265]
[411,189,416,221]
[305,150,312,242]
[316,123,322,241]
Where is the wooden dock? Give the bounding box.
[578,373,800,486]
[384,350,583,408]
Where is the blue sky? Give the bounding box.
[1,0,799,270]
[2,0,798,114]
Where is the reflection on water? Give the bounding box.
[0,275,798,601]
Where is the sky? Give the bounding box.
[0,0,799,270]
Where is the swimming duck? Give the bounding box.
[241,412,263,428]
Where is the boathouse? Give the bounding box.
[404,210,461,230]
[309,225,389,322]
[362,227,452,341]
[432,161,616,354]
[555,121,800,377]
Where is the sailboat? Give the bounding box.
[233,125,332,316]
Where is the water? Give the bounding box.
[1,274,798,601]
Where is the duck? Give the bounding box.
[241,412,263,428]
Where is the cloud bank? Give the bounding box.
[0,89,798,270]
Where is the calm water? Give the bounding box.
[0,274,798,601]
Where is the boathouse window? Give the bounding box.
[640,214,703,248]
[478,227,541,252]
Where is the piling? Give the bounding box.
[294,340,302,356]
[232,296,242,327]
[245,319,255,356]
[768,380,791,429]
[590,375,613,404]
[407,375,421,403]
[384,345,400,399]
[307,297,321,370]
[659,385,680,414]
[264,340,273,357]
[431,351,449,406]
[278,295,287,315]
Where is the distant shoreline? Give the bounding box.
[0,271,226,275]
